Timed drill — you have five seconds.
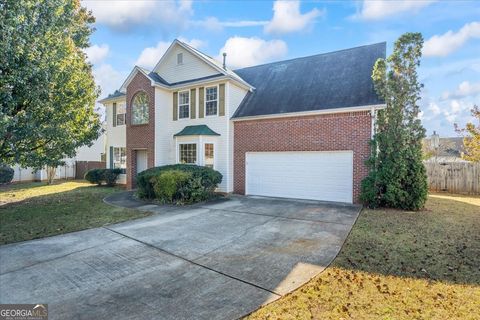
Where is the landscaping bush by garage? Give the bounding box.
[137,164,222,203]
[0,165,14,184]
[85,168,122,186]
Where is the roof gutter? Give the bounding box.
[231,104,386,121]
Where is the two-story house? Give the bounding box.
[99,39,386,203]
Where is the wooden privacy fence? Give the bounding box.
[425,162,480,194]
[75,161,106,179]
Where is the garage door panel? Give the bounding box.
[246,151,353,203]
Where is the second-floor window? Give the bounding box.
[178,91,190,119]
[205,86,218,116]
[116,103,126,126]
[131,92,149,125]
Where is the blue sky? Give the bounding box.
[81,0,480,137]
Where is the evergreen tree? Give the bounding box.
[361,33,428,210]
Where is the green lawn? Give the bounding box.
[247,193,480,319]
[0,181,150,245]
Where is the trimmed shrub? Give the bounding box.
[0,165,14,184]
[84,168,122,186]
[103,168,122,186]
[137,164,222,203]
[151,170,191,203]
[84,169,103,185]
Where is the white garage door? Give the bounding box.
[246,151,353,203]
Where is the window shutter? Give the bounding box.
[113,103,117,127]
[109,146,114,169]
[199,87,204,118]
[173,92,178,121]
[190,88,196,119]
[219,84,225,116]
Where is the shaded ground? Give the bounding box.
[0,193,360,320]
[0,181,150,244]
[246,193,480,319]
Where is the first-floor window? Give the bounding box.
[204,143,214,168]
[179,144,197,164]
[113,147,126,172]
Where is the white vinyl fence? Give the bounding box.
[12,162,76,183]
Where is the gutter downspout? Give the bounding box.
[370,106,376,140]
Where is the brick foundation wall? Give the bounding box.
[126,72,155,189]
[233,111,372,203]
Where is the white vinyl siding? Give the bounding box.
[246,151,354,203]
[155,46,218,84]
[105,100,127,184]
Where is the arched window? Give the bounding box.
[131,92,149,125]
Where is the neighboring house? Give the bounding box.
[12,131,106,182]
[423,136,469,163]
[99,39,386,203]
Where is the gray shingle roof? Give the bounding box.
[232,42,386,118]
[98,90,126,103]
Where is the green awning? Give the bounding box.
[174,125,220,137]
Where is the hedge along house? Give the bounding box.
[99,39,386,203]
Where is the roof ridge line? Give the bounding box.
[234,42,387,72]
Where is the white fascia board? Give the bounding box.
[152,75,252,91]
[97,95,126,104]
[231,104,387,121]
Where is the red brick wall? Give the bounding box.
[126,72,155,189]
[233,111,372,203]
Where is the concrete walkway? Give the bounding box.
[0,192,361,320]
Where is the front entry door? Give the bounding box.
[136,150,148,174]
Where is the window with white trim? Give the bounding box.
[177,53,183,65]
[179,144,197,164]
[113,147,126,170]
[204,143,214,169]
[116,103,126,126]
[178,91,190,119]
[205,86,218,116]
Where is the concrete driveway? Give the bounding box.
[0,193,361,320]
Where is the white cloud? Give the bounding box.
[219,37,287,68]
[191,17,268,32]
[264,0,323,34]
[92,63,128,119]
[442,81,480,99]
[178,37,206,49]
[135,38,205,69]
[421,93,476,135]
[93,64,126,98]
[83,44,109,65]
[428,102,441,115]
[423,21,480,57]
[82,0,193,30]
[354,0,435,20]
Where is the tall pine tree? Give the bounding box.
[361,33,428,210]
